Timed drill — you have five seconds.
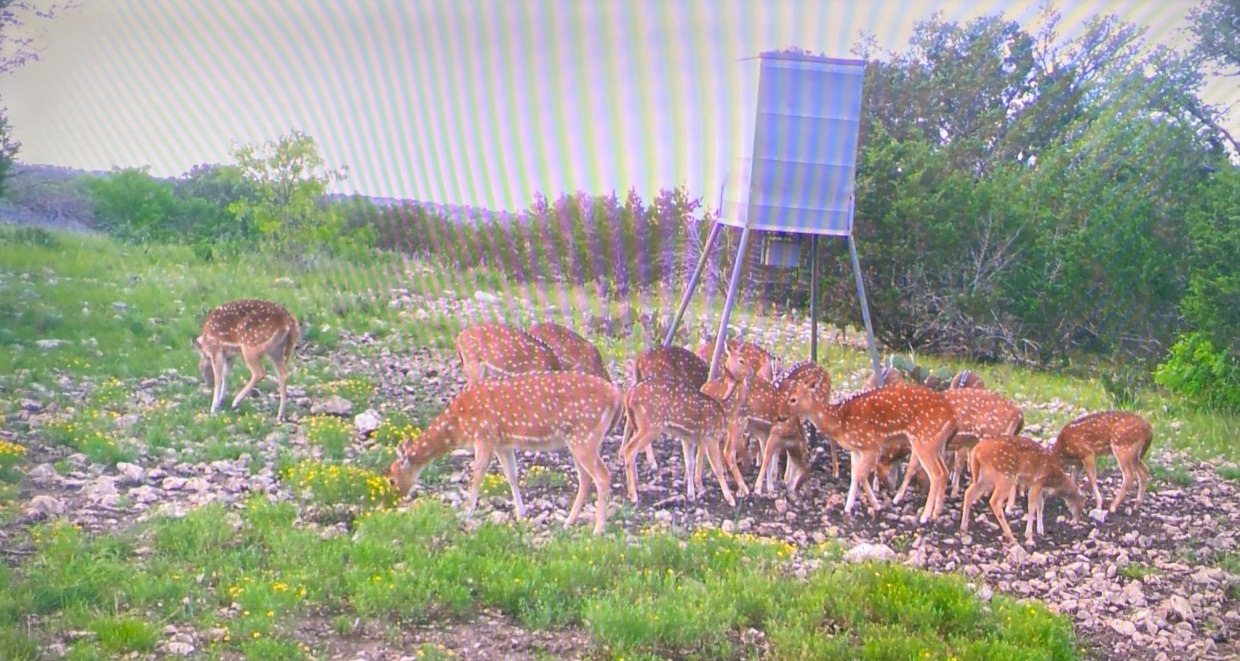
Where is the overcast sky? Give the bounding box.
[3,1,1231,211]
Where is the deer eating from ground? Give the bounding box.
[1049,410,1154,513]
[526,321,611,381]
[627,345,712,469]
[960,435,1084,545]
[620,373,741,508]
[385,371,622,535]
[454,322,560,385]
[786,381,956,522]
[193,299,300,422]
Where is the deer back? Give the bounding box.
[527,321,610,381]
[1052,410,1153,458]
[944,388,1024,444]
[455,322,561,380]
[199,299,297,349]
[632,345,710,388]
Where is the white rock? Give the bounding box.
[354,409,382,436]
[311,395,353,417]
[1006,543,1030,566]
[26,463,59,481]
[162,641,195,656]
[1089,508,1109,524]
[1162,594,1194,623]
[183,477,211,493]
[130,486,162,504]
[1109,618,1138,637]
[116,462,144,483]
[35,339,65,350]
[844,542,896,563]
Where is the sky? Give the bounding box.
[2,0,1234,212]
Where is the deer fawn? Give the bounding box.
[774,361,839,478]
[787,381,956,522]
[627,345,712,470]
[1049,410,1154,513]
[960,435,1084,545]
[695,338,782,382]
[386,372,622,535]
[192,299,300,422]
[526,321,611,381]
[454,323,560,385]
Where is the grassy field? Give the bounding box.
[0,225,1235,659]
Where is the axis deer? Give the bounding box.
[192,299,300,422]
[774,361,839,478]
[886,387,1025,503]
[960,435,1084,545]
[627,345,712,470]
[526,321,610,381]
[698,355,756,498]
[619,378,740,508]
[454,323,560,385]
[385,372,622,535]
[949,370,986,389]
[787,381,956,522]
[1050,411,1154,513]
[695,338,782,382]
[861,366,905,391]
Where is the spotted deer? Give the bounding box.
[960,435,1084,545]
[1049,411,1154,513]
[193,299,300,422]
[773,361,838,478]
[386,372,622,535]
[861,366,905,391]
[526,321,610,381]
[949,370,986,389]
[885,387,1025,503]
[454,322,560,385]
[695,338,782,383]
[698,355,756,498]
[787,381,956,522]
[627,345,712,469]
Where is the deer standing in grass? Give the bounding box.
[527,321,611,381]
[386,372,622,535]
[454,322,560,385]
[1049,411,1154,513]
[960,435,1084,545]
[786,381,956,522]
[620,351,749,507]
[193,299,300,422]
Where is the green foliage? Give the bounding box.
[86,167,185,244]
[0,108,18,197]
[1155,333,1240,413]
[279,459,399,508]
[1188,0,1240,77]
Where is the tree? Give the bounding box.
[1187,0,1240,77]
[226,131,352,253]
[0,1,77,195]
[86,167,183,243]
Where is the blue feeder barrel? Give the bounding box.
[719,52,867,236]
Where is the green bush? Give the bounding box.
[1155,332,1240,413]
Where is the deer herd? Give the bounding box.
[195,299,1156,545]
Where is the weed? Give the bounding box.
[1150,463,1194,488]
[304,415,354,460]
[280,459,398,508]
[1118,564,1160,581]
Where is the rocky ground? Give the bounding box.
[3,292,1239,660]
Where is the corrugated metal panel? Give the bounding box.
[719,52,867,236]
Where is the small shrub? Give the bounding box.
[90,615,159,653]
[371,416,422,447]
[304,415,353,460]
[522,464,568,489]
[1155,332,1240,414]
[41,419,138,466]
[280,460,398,508]
[6,226,61,249]
[0,440,25,484]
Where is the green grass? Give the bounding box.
[0,498,1080,659]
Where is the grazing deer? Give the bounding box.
[627,345,712,470]
[620,378,740,508]
[454,323,560,385]
[385,372,622,535]
[527,321,611,381]
[960,435,1084,545]
[774,361,839,478]
[949,370,986,389]
[1049,411,1154,513]
[698,355,756,498]
[193,299,300,422]
[695,338,782,382]
[787,381,956,522]
[877,387,1024,503]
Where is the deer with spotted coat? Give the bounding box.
[386,371,623,535]
[786,381,956,522]
[454,322,561,384]
[1050,410,1154,513]
[960,434,1084,545]
[193,299,300,422]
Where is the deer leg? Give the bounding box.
[1135,456,1152,509]
[566,460,593,530]
[701,431,737,507]
[1109,452,1136,514]
[753,429,782,495]
[496,448,525,519]
[465,443,496,518]
[853,450,883,515]
[723,423,750,498]
[570,444,611,535]
[892,449,920,505]
[843,450,863,515]
[950,449,968,498]
[988,478,1017,544]
[644,444,658,471]
[1083,455,1102,511]
[680,438,698,502]
[621,427,659,504]
[693,441,707,496]
[1025,483,1045,544]
[210,353,230,414]
[230,346,267,412]
[914,445,949,524]
[959,474,991,535]
[273,353,290,422]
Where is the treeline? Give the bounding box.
[34,7,1238,410]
